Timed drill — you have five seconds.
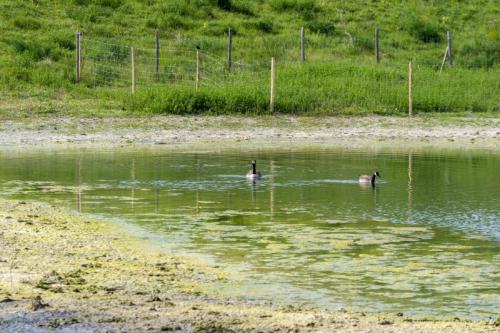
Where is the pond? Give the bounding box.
[0,146,498,319]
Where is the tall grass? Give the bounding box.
[123,62,499,115]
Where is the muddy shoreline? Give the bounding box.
[0,199,498,332]
[1,115,499,151]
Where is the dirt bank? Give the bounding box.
[0,199,498,332]
[1,115,499,150]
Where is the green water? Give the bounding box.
[0,147,499,319]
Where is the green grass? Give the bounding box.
[0,0,499,115]
[123,62,498,115]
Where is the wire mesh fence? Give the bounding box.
[78,34,498,114]
[81,36,271,90]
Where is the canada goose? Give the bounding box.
[359,171,380,186]
[246,160,262,180]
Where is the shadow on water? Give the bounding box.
[0,148,499,319]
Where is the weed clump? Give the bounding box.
[244,19,275,34]
[269,0,320,19]
[12,17,41,30]
[217,0,231,11]
[305,20,335,36]
[404,15,442,43]
[125,87,268,115]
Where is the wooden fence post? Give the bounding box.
[227,28,232,71]
[439,46,449,72]
[196,48,200,92]
[375,26,380,64]
[270,57,276,112]
[447,31,453,66]
[300,27,305,62]
[408,61,413,116]
[131,47,135,93]
[79,32,83,75]
[155,30,159,79]
[75,31,81,82]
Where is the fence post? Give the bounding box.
[75,31,81,82]
[447,31,453,66]
[131,47,135,93]
[375,26,380,64]
[300,27,305,62]
[155,30,159,79]
[196,48,200,92]
[270,57,276,112]
[79,32,83,80]
[408,61,413,116]
[227,28,232,71]
[80,32,84,75]
[439,46,449,72]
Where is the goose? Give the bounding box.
[246,160,262,180]
[359,171,380,186]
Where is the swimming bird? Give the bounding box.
[359,171,380,186]
[246,160,262,180]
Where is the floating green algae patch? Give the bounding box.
[0,147,499,320]
[2,199,497,332]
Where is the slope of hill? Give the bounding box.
[0,0,498,115]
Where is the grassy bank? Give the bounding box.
[1,198,498,332]
[0,1,499,115]
[4,61,498,117]
[123,62,499,115]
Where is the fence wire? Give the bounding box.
[81,37,269,89]
[78,35,498,113]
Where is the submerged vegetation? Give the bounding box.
[2,198,497,331]
[0,0,499,115]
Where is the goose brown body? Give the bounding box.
[359,171,380,185]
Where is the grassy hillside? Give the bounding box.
[0,0,499,116]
